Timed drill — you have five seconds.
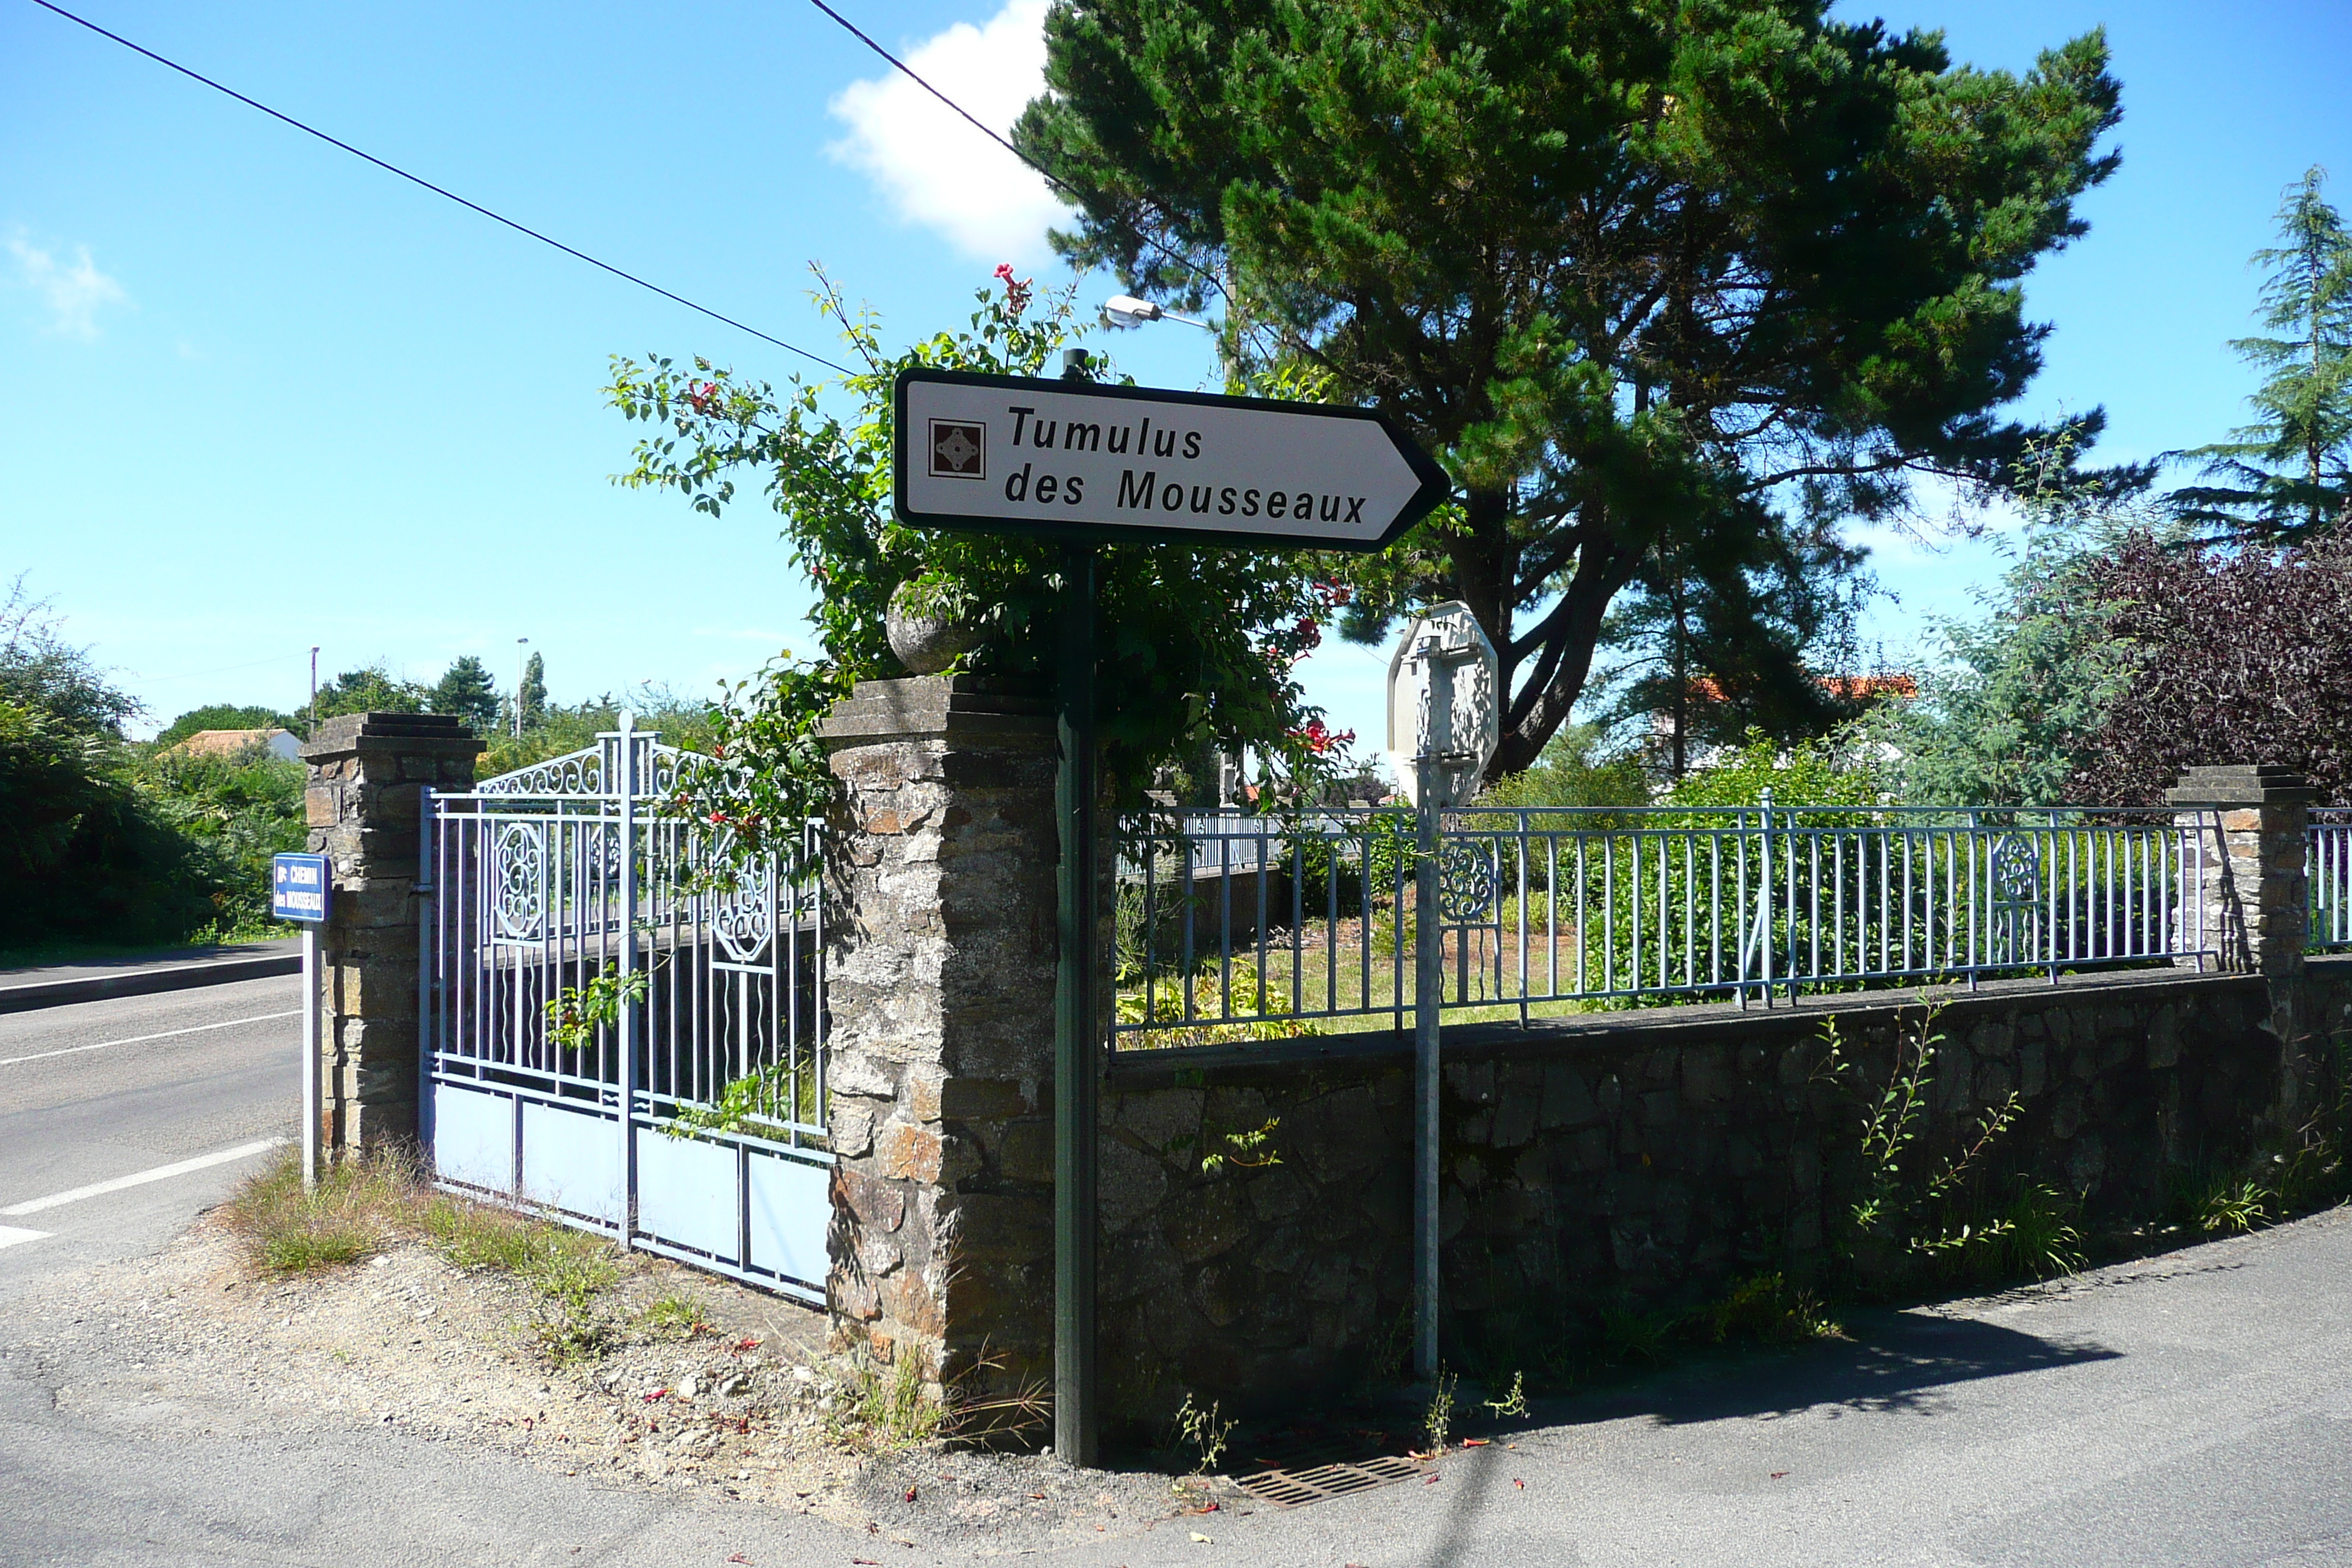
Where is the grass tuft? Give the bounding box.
[637,1292,715,1341]
[220,1147,624,1364]
[1699,1272,1844,1346]
[221,1147,413,1274]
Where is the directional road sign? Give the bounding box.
[894,369,1450,551]
[271,853,331,924]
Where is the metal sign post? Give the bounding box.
[272,852,332,1191]
[1053,542,1100,1466]
[1398,619,1496,1381]
[893,361,1449,1466]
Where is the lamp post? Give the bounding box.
[1100,294,1213,331]
[514,637,529,738]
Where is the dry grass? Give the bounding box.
[220,1147,622,1363]
[219,1147,418,1273]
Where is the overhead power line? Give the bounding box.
[26,0,853,375]
[802,0,1221,299]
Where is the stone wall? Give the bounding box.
[300,712,482,1154]
[816,679,1064,1404]
[1093,962,2352,1428]
[805,705,2346,1444]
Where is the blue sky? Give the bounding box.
[4,1,2348,753]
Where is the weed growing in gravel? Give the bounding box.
[1482,1371,1529,1419]
[1172,1394,1235,1473]
[1422,1368,1458,1451]
[527,1245,619,1365]
[824,1352,943,1452]
[638,1292,714,1341]
[222,1148,412,1273]
[415,1195,621,1362]
[1699,1273,1844,1345]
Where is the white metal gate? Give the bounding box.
[421,715,830,1301]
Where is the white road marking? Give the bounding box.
[0,1226,50,1251]
[1,1138,287,1217]
[0,1009,300,1068]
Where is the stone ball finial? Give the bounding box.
[885,581,984,676]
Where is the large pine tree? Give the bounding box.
[1018,1,2127,780]
[2168,167,2352,544]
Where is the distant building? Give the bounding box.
[166,728,302,762]
[1651,673,1917,772]
[1816,674,1918,704]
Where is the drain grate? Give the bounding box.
[1233,1454,1428,1508]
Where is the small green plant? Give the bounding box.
[1599,1302,1681,1365]
[1994,1181,2087,1277]
[638,1292,714,1340]
[1482,1371,1529,1420]
[545,965,649,1054]
[529,1244,619,1365]
[1173,1393,1237,1473]
[1422,1368,1458,1451]
[1197,1117,1283,1175]
[665,1055,823,1140]
[827,1352,943,1452]
[1700,1273,1842,1345]
[2195,1177,2267,1235]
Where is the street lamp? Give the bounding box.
[514,637,529,738]
[1100,294,1211,331]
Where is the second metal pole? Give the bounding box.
[301,922,320,1192]
[1413,754,1441,1379]
[1054,543,1101,1466]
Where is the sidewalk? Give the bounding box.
[0,940,301,1014]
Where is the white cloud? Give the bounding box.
[826,0,1071,263]
[7,233,130,339]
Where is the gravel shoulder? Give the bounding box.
[3,1205,1239,1561]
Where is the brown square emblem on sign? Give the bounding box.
[928,419,985,479]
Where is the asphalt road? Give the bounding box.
[4,979,2350,1564]
[0,975,298,1301]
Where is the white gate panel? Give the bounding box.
[433,1084,516,1193]
[521,1101,623,1224]
[636,1130,739,1260]
[747,1150,829,1289]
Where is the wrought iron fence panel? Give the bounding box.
[425,716,830,1300]
[1112,803,2217,1051]
[2311,809,2352,952]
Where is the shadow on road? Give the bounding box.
[1409,1311,2121,1567]
[1564,1307,2121,1428]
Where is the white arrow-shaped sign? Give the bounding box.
[893,369,1450,551]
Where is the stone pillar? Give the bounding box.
[301,712,484,1155]
[816,676,1061,1408]
[2166,764,2313,979]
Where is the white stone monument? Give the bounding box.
[1384,600,1499,806]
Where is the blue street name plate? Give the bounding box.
[271,853,331,923]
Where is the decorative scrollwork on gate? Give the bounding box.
[709,848,775,964]
[478,745,608,797]
[1991,832,2041,908]
[492,821,548,941]
[1989,830,2043,965]
[1436,838,1498,924]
